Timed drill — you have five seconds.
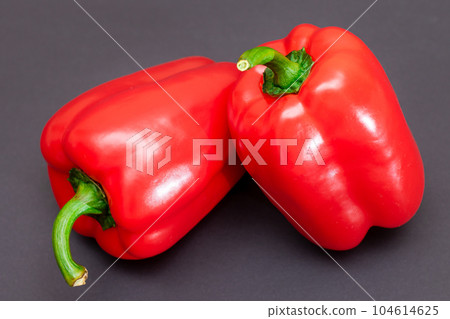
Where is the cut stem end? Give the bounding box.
[237,60,250,71]
[72,269,88,287]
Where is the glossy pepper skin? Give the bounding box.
[41,56,244,286]
[229,24,424,250]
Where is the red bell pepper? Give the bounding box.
[41,56,244,286]
[229,24,424,250]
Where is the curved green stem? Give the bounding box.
[237,47,300,88]
[52,169,115,287]
[237,46,314,97]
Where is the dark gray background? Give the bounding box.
[1,0,448,301]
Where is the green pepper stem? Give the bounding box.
[237,46,314,97]
[237,47,300,88]
[52,169,114,287]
